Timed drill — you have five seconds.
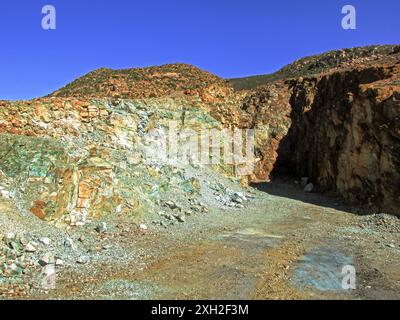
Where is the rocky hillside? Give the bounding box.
[229,45,400,90]
[0,44,399,226]
[50,63,233,101]
[238,46,400,216]
[0,96,254,226]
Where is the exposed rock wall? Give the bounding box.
[274,63,400,215]
[0,97,239,224]
[1,47,399,219]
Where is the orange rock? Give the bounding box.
[78,181,92,199]
[30,201,47,219]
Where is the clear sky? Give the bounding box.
[0,0,399,100]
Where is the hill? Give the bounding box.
[50,63,231,99]
[229,45,400,90]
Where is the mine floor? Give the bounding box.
[3,180,400,300]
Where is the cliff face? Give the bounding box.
[227,46,400,215]
[274,62,400,215]
[1,47,399,219]
[0,96,241,224]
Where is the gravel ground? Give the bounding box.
[1,180,399,300]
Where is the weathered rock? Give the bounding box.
[39,253,55,266]
[55,258,64,266]
[77,256,89,264]
[300,177,309,188]
[25,243,37,253]
[95,222,108,234]
[40,238,51,246]
[304,183,314,193]
[275,62,400,215]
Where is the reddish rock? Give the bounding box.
[30,201,47,219]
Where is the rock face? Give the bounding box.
[275,62,400,215]
[0,46,399,218]
[228,45,400,215]
[0,94,247,224]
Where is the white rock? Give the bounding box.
[115,205,123,214]
[40,237,51,246]
[77,256,89,264]
[233,197,244,204]
[5,232,16,240]
[165,201,179,210]
[55,259,64,266]
[64,237,74,248]
[0,190,12,199]
[9,263,19,273]
[42,265,56,277]
[96,222,108,233]
[25,243,37,253]
[39,253,55,266]
[234,192,245,199]
[139,224,148,231]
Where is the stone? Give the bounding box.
[233,196,243,204]
[95,222,108,234]
[25,243,37,253]
[55,259,64,266]
[40,237,51,246]
[176,215,186,223]
[139,224,148,231]
[77,256,89,264]
[39,253,55,266]
[42,264,56,277]
[185,210,193,216]
[301,177,309,188]
[234,192,246,199]
[0,190,12,199]
[5,232,16,240]
[78,181,92,199]
[165,201,179,210]
[304,183,314,192]
[9,263,21,275]
[64,238,74,248]
[30,200,47,219]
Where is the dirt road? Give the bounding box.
[13,181,400,300]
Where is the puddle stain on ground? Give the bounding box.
[291,247,354,292]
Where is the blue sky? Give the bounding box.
[0,0,399,100]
